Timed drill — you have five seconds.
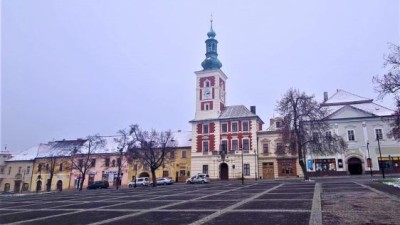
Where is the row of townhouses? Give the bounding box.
[1,22,399,193]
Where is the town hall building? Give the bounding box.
[189,20,264,180]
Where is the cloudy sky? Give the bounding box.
[2,0,399,152]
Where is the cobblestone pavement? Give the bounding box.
[0,179,399,225]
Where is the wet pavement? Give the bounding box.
[0,178,399,225]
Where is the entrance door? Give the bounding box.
[36,181,42,192]
[220,163,229,180]
[263,162,274,179]
[57,180,63,191]
[14,181,21,193]
[348,157,362,175]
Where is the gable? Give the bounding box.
[328,105,374,119]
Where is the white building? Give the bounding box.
[307,89,400,176]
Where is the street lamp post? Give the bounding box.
[254,149,257,181]
[241,148,244,185]
[366,142,373,177]
[376,134,385,179]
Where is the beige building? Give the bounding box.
[0,145,38,193]
[257,117,302,179]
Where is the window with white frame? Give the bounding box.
[221,140,228,152]
[203,165,209,174]
[232,122,238,132]
[242,139,250,151]
[242,121,249,131]
[203,124,209,134]
[263,143,269,154]
[347,130,355,141]
[202,141,209,153]
[276,143,284,153]
[232,140,238,151]
[375,128,383,140]
[221,123,228,133]
[182,150,187,158]
[244,163,250,176]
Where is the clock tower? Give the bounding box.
[194,18,227,120]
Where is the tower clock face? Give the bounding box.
[203,87,212,100]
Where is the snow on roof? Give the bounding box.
[172,131,192,147]
[322,90,394,117]
[37,140,86,158]
[7,145,40,161]
[351,102,394,116]
[219,105,257,119]
[323,89,372,106]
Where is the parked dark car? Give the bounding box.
[87,181,109,189]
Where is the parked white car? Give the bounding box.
[186,173,210,184]
[128,177,149,187]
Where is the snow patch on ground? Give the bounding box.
[382,178,400,189]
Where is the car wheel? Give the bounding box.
[163,182,167,185]
[201,180,205,184]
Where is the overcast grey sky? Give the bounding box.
[2,0,399,152]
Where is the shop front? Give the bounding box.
[378,156,400,174]
[277,158,297,177]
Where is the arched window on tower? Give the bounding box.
[208,43,212,52]
[204,80,210,87]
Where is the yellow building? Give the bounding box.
[0,145,38,193]
[127,131,192,184]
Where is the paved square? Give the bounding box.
[0,179,399,225]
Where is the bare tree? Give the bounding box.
[70,135,105,191]
[276,88,347,180]
[113,130,130,190]
[127,124,175,187]
[373,43,400,140]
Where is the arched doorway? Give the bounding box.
[348,157,363,175]
[57,180,63,191]
[4,183,10,192]
[220,163,229,180]
[36,180,42,192]
[139,172,150,178]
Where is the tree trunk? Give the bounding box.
[299,159,309,181]
[116,166,121,190]
[80,176,85,191]
[151,169,157,187]
[47,174,53,192]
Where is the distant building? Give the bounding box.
[307,89,400,176]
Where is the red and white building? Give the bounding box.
[189,21,263,180]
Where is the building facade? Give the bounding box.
[190,21,264,180]
[257,117,302,179]
[1,145,38,193]
[306,90,400,176]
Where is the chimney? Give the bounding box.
[270,118,275,127]
[323,92,328,102]
[250,106,256,114]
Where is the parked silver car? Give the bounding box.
[186,173,210,184]
[150,177,174,185]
